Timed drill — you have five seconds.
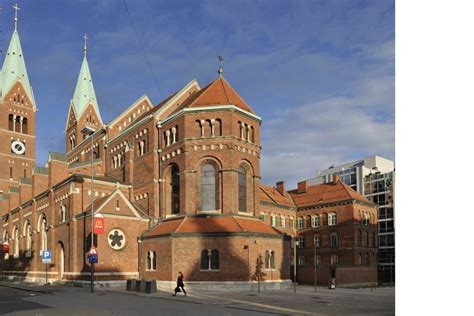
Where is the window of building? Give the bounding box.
[271,215,277,227]
[328,213,337,226]
[289,218,294,228]
[330,232,338,248]
[147,251,156,270]
[314,234,320,247]
[363,212,370,225]
[331,255,338,266]
[280,216,286,228]
[298,236,305,248]
[39,215,48,251]
[171,165,180,214]
[238,166,247,212]
[315,255,321,267]
[311,215,320,228]
[297,217,304,229]
[59,205,67,223]
[298,256,305,266]
[13,226,19,258]
[24,221,32,251]
[365,253,370,265]
[270,250,275,269]
[201,249,219,270]
[201,164,217,211]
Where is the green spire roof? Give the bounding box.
[0,29,35,107]
[71,55,102,122]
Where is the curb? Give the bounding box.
[0,282,54,294]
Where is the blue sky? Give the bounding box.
[2,0,394,188]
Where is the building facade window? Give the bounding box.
[238,166,247,212]
[298,236,305,248]
[201,164,217,211]
[330,232,338,248]
[328,213,337,226]
[201,249,219,270]
[280,216,286,227]
[314,234,320,247]
[297,217,304,229]
[147,251,156,270]
[271,215,277,227]
[59,205,67,223]
[311,215,320,228]
[171,165,180,214]
[331,255,338,266]
[298,256,305,266]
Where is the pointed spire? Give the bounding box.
[0,4,36,108]
[71,34,103,124]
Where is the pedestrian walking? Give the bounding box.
[173,271,186,296]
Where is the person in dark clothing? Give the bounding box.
[173,271,186,296]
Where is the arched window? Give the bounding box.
[39,215,48,251]
[297,217,304,229]
[22,118,28,134]
[13,226,19,257]
[215,119,222,136]
[238,166,247,212]
[211,250,219,270]
[330,232,338,248]
[200,250,209,270]
[358,253,362,265]
[314,234,320,247]
[8,114,14,131]
[265,250,270,269]
[147,251,156,270]
[171,165,180,214]
[201,164,217,211]
[59,205,67,223]
[270,250,275,269]
[24,221,32,251]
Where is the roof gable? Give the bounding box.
[175,77,255,114]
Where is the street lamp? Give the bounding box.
[314,240,318,292]
[81,126,96,293]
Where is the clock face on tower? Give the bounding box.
[11,140,26,155]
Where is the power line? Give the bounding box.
[121,0,162,98]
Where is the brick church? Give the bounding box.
[0,10,377,289]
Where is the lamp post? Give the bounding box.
[81,126,96,293]
[293,234,298,294]
[314,241,317,292]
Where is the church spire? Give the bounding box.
[0,3,36,108]
[71,34,103,124]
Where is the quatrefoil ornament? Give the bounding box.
[108,229,126,250]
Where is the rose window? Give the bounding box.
[108,229,125,250]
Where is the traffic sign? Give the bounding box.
[42,250,52,264]
[87,247,98,264]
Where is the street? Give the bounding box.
[0,282,394,315]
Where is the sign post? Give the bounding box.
[41,250,52,285]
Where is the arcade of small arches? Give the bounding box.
[8,114,28,134]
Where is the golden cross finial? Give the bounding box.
[218,54,224,77]
[13,3,20,30]
[83,33,88,58]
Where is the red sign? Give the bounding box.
[2,242,9,253]
[93,213,105,234]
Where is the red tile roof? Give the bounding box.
[173,77,255,115]
[144,215,281,237]
[260,184,295,207]
[289,178,373,207]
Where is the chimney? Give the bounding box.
[276,181,285,195]
[297,181,307,193]
[332,175,341,184]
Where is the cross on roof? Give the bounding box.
[83,33,88,57]
[13,3,20,30]
[218,54,224,77]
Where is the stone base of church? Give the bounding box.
[153,279,293,292]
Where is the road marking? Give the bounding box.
[189,293,317,315]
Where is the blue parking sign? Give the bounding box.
[42,250,52,263]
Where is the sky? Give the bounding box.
[1,0,394,189]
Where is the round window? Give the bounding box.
[108,228,126,250]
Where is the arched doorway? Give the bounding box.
[58,242,65,280]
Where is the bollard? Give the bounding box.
[139,279,146,292]
[135,279,141,292]
[127,279,136,291]
[145,280,157,294]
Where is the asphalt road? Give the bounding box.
[0,283,395,316]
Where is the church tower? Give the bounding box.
[65,34,103,153]
[0,5,36,194]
